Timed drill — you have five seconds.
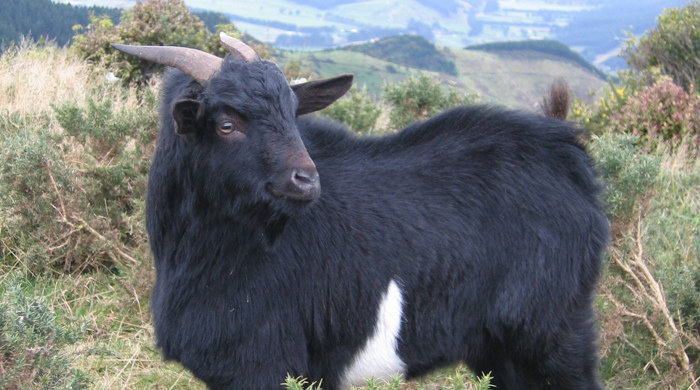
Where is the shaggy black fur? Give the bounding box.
[146,55,609,389]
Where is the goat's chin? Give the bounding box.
[262,188,317,214]
[271,196,316,217]
[250,198,315,247]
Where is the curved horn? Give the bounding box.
[110,43,222,83]
[219,32,259,62]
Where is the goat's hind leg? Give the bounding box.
[471,345,548,390]
[538,308,604,390]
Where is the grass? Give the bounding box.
[1,42,698,389]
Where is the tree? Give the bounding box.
[71,0,240,84]
[622,1,700,91]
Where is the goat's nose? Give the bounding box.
[288,166,320,200]
[292,167,319,186]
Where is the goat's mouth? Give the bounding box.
[266,182,320,202]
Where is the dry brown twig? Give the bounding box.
[45,161,139,270]
[609,209,696,386]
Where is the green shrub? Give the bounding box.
[383,73,478,130]
[570,77,632,135]
[0,127,75,272]
[283,58,315,84]
[587,133,661,223]
[322,85,381,134]
[610,76,700,152]
[0,272,89,389]
[598,153,700,388]
[0,87,156,273]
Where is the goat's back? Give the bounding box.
[290,106,608,379]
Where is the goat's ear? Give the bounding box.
[172,99,205,135]
[292,74,354,116]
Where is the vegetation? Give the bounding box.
[609,76,699,151]
[622,0,700,92]
[565,4,700,386]
[0,40,167,389]
[71,0,243,84]
[382,73,478,130]
[1,0,698,389]
[322,85,382,134]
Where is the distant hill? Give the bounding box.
[177,0,688,71]
[344,35,457,76]
[1,1,230,50]
[279,40,608,109]
[466,40,608,80]
[0,0,120,48]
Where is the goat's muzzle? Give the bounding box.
[268,159,320,202]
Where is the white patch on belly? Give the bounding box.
[339,280,406,389]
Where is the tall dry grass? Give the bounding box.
[0,38,149,130]
[0,41,91,115]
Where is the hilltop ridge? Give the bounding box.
[284,35,607,109]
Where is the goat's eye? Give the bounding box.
[218,121,235,134]
[215,112,246,140]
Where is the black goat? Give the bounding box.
[113,33,609,390]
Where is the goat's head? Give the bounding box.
[112,33,352,215]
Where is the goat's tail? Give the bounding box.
[541,79,570,120]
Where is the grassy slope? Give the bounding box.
[281,45,608,109]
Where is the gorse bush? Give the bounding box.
[570,78,630,135]
[383,73,479,130]
[610,76,699,152]
[595,151,700,388]
[0,84,156,273]
[321,73,478,135]
[0,272,89,389]
[587,133,660,225]
[322,85,381,134]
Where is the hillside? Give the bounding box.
[0,0,120,47]
[172,0,687,71]
[0,1,228,49]
[281,39,608,109]
[466,39,608,79]
[345,35,457,76]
